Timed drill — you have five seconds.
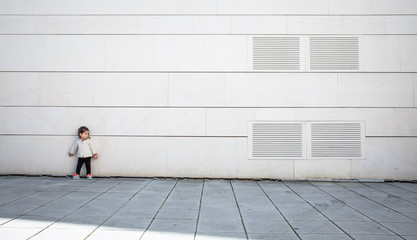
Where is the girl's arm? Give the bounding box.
[69,140,78,157]
[90,140,98,159]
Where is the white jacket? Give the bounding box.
[69,138,97,158]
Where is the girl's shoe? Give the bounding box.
[87,174,93,180]
[72,174,79,180]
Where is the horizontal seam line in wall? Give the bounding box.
[1,14,417,16]
[1,106,416,109]
[0,33,417,36]
[1,71,417,74]
[1,134,416,138]
[0,134,248,138]
[1,34,417,36]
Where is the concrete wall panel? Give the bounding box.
[98,137,167,177]
[5,107,108,135]
[231,16,286,34]
[104,35,156,71]
[152,36,205,71]
[218,0,329,14]
[287,16,343,34]
[206,108,257,136]
[167,137,237,178]
[0,136,31,174]
[338,73,414,107]
[0,36,56,71]
[93,73,168,107]
[224,73,338,107]
[294,160,352,180]
[88,0,156,14]
[169,74,226,107]
[343,17,387,34]
[194,16,230,34]
[0,108,6,133]
[361,36,401,72]
[34,0,90,14]
[401,36,417,72]
[329,0,372,14]
[294,108,358,121]
[357,108,417,137]
[1,136,416,180]
[82,16,139,34]
[38,73,94,106]
[0,73,38,106]
[4,107,205,136]
[2,16,417,35]
[30,136,81,175]
[56,35,105,71]
[203,36,248,71]
[372,0,417,14]
[105,108,206,136]
[387,16,417,34]
[415,74,417,107]
[0,0,33,14]
[352,137,417,180]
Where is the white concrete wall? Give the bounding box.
[0,0,416,180]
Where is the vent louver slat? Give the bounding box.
[310,37,359,70]
[253,37,300,70]
[250,123,304,159]
[310,123,363,158]
[249,121,365,160]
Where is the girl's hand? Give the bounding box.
[69,153,74,157]
[93,154,98,159]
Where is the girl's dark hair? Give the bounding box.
[78,126,90,138]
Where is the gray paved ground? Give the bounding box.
[0,176,416,240]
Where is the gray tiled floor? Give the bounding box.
[0,176,416,240]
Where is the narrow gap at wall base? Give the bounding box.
[1,174,416,183]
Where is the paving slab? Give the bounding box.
[248,233,299,240]
[0,176,416,240]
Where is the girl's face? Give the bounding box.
[79,131,89,140]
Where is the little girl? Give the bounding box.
[69,126,98,179]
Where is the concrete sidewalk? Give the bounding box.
[0,176,416,240]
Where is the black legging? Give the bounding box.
[76,157,91,175]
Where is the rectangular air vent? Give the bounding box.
[308,122,365,159]
[249,121,365,160]
[309,37,359,71]
[248,122,306,159]
[253,37,300,71]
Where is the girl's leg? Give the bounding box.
[76,158,85,175]
[85,157,92,175]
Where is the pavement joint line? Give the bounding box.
[312,182,407,240]
[193,179,205,240]
[83,178,154,240]
[230,180,249,240]
[26,179,124,240]
[0,177,70,207]
[362,183,417,206]
[336,182,417,223]
[282,182,355,240]
[256,181,302,240]
[385,183,417,194]
[138,179,179,240]
[0,178,100,227]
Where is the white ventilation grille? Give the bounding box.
[248,121,365,160]
[308,122,365,159]
[253,37,300,71]
[248,122,306,159]
[309,37,359,71]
